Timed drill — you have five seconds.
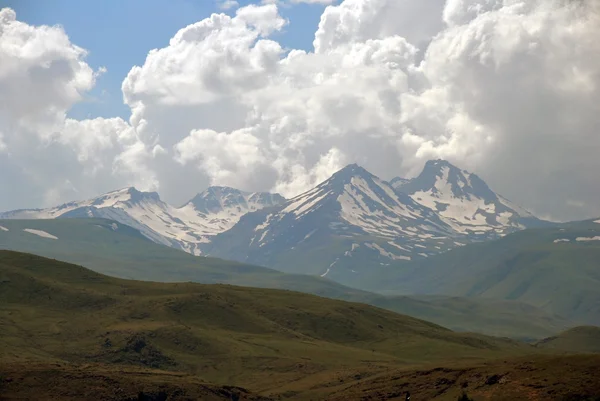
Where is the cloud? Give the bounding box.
[400,0,600,220]
[262,0,338,5]
[0,8,152,209]
[1,1,600,222]
[217,0,239,10]
[314,0,447,53]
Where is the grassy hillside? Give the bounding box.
[536,326,600,354]
[0,251,541,399]
[366,220,600,326]
[2,251,599,400]
[369,295,571,341]
[0,218,570,340]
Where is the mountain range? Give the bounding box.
[0,186,284,256]
[0,159,543,279]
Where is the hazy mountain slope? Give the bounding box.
[0,218,356,291]
[0,251,536,399]
[0,187,285,255]
[368,220,600,325]
[393,159,545,237]
[536,326,600,354]
[0,218,570,339]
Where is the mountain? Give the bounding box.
[205,161,548,284]
[392,159,543,237]
[205,164,464,280]
[0,159,545,268]
[365,219,600,326]
[0,186,285,255]
[0,218,570,339]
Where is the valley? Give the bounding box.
[0,218,571,340]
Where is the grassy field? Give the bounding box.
[1,251,599,400]
[0,218,571,340]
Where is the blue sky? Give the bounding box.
[2,0,327,120]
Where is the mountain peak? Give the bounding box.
[340,163,369,173]
[326,163,375,186]
[399,160,491,198]
[97,187,161,205]
[190,186,242,201]
[422,159,465,174]
[184,186,285,215]
[395,160,535,235]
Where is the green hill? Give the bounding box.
[367,220,600,326]
[0,251,539,399]
[0,218,570,339]
[536,326,600,354]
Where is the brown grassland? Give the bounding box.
[1,251,599,400]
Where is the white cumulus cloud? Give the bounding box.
[1,1,600,222]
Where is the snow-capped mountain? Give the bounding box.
[205,164,463,278]
[180,187,285,219]
[392,160,539,237]
[1,160,543,280]
[0,186,285,255]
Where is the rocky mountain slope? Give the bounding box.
[205,165,461,277]
[392,160,540,237]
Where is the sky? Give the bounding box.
[0,0,599,222]
[0,0,325,119]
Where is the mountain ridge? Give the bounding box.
[0,185,286,255]
[0,160,545,269]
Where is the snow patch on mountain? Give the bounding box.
[365,242,410,260]
[281,189,331,217]
[23,229,58,240]
[576,236,600,242]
